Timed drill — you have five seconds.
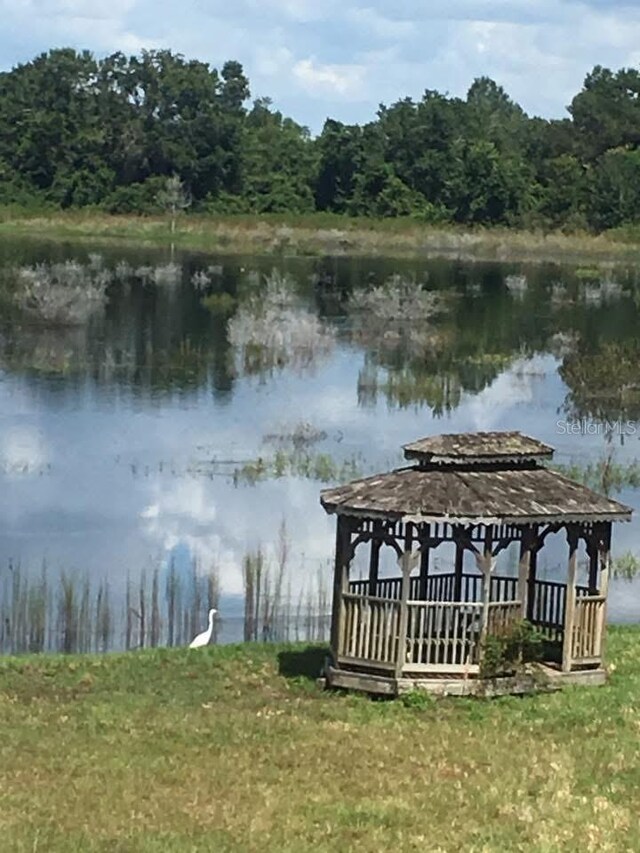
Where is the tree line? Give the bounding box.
[2,48,640,231]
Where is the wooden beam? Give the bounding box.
[585,525,601,594]
[477,527,494,652]
[526,525,539,622]
[418,524,430,600]
[395,527,419,678]
[454,541,464,601]
[562,526,579,673]
[330,516,351,662]
[597,522,612,666]
[518,542,531,620]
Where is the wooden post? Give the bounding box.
[454,541,464,601]
[526,541,538,622]
[330,516,350,663]
[395,525,419,678]
[477,528,494,653]
[562,526,579,673]
[368,533,381,597]
[518,530,532,619]
[588,539,599,594]
[418,524,430,600]
[597,522,612,665]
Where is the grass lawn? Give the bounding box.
[1,628,639,852]
[2,209,640,265]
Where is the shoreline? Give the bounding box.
[2,210,640,265]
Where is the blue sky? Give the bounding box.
[1,0,640,132]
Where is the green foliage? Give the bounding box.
[551,456,640,495]
[612,552,640,581]
[480,620,544,678]
[4,49,640,230]
[559,341,640,422]
[398,689,436,711]
[201,291,236,314]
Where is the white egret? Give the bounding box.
[189,608,217,648]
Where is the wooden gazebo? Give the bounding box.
[320,431,632,696]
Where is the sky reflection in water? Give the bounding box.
[1,240,639,645]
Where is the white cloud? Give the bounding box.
[346,7,415,39]
[2,0,640,133]
[293,57,366,99]
[462,356,549,432]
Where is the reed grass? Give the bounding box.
[551,456,640,495]
[233,450,363,485]
[0,544,332,656]
[4,209,640,264]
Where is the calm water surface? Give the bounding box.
[1,238,639,651]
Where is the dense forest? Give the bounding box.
[2,48,640,230]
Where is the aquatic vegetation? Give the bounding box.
[547,331,579,358]
[348,274,450,361]
[113,259,134,280]
[505,273,528,298]
[358,351,514,413]
[13,256,111,325]
[581,279,623,306]
[575,266,602,280]
[349,274,442,322]
[191,264,223,292]
[358,365,463,414]
[150,262,182,286]
[550,280,569,307]
[201,291,236,314]
[560,341,640,421]
[551,456,640,495]
[263,421,328,449]
[228,271,334,374]
[612,551,640,581]
[233,449,363,485]
[0,550,332,655]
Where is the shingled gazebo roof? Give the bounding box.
[403,430,554,466]
[321,431,633,525]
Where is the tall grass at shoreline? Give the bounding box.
[2,209,640,264]
[0,547,332,656]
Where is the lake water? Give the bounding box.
[1,238,639,652]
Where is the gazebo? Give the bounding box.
[320,431,632,696]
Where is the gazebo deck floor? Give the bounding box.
[324,663,607,698]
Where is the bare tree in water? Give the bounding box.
[156,174,191,234]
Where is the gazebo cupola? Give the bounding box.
[320,430,632,697]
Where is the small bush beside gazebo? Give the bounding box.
[319,431,632,697]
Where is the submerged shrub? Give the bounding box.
[505,274,528,298]
[349,274,448,359]
[228,272,334,374]
[151,263,182,286]
[13,256,111,325]
[349,274,441,321]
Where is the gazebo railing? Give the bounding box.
[570,595,607,663]
[342,574,602,673]
[529,579,590,640]
[348,572,520,604]
[349,573,590,610]
[340,593,400,667]
[338,592,524,675]
[405,601,482,670]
